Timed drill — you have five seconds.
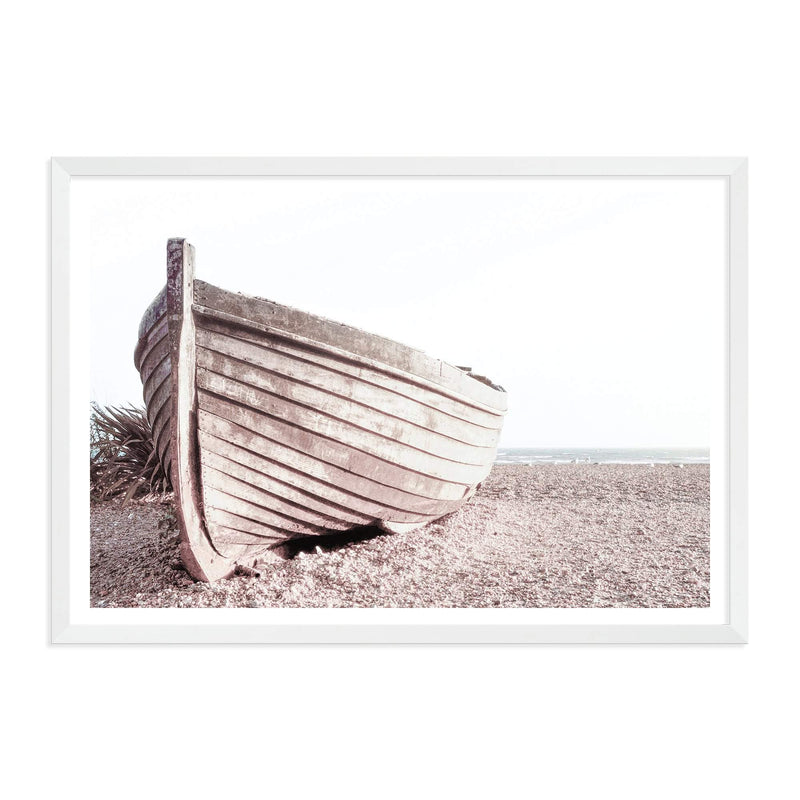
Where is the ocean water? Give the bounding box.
[495,447,709,465]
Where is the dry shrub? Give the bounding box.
[90,402,171,502]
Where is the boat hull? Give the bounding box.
[135,239,507,581]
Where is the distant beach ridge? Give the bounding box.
[495,447,710,465]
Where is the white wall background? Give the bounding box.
[3,2,796,798]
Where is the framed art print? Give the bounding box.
[50,157,747,643]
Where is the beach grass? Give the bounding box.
[90,402,171,503]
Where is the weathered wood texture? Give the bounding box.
[135,240,507,581]
[167,239,236,580]
[134,290,173,481]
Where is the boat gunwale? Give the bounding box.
[192,299,508,416]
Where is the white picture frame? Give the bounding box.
[51,157,747,644]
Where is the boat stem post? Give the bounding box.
[167,238,234,581]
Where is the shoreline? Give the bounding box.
[90,463,710,609]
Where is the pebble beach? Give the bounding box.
[89,463,710,608]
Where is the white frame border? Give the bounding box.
[51,157,747,644]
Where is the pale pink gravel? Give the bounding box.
[90,464,709,608]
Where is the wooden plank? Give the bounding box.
[134,287,167,364]
[196,347,497,464]
[137,327,170,378]
[201,462,367,530]
[134,316,169,372]
[203,486,330,537]
[204,514,288,559]
[197,313,504,428]
[150,401,172,460]
[196,370,494,482]
[205,522,284,548]
[197,428,445,521]
[137,286,167,340]
[195,326,500,446]
[132,294,174,497]
[144,376,171,430]
[200,447,376,526]
[196,399,483,502]
[141,355,171,405]
[205,507,289,540]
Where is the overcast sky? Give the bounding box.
[74,176,725,448]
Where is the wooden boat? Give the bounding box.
[134,239,507,581]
